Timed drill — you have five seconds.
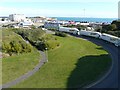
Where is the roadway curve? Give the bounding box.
[74,35,119,89]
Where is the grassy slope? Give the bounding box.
[13,35,111,88]
[2,29,22,43]
[2,51,40,84]
[2,29,40,84]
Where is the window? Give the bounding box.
[69,29,75,31]
[110,38,118,41]
[90,33,97,35]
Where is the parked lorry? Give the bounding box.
[100,33,120,46]
[80,30,101,38]
[59,27,80,35]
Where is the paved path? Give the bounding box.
[72,35,119,89]
[1,51,47,88]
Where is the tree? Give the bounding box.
[111,20,120,30]
[31,25,36,29]
[111,24,117,30]
[95,26,102,32]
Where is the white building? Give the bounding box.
[80,22,89,26]
[9,14,26,22]
[18,21,34,28]
[44,22,60,30]
[0,17,9,21]
[0,17,10,24]
[57,20,69,25]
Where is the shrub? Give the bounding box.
[2,40,33,55]
[13,28,60,51]
[30,25,36,29]
[37,35,60,51]
[44,40,60,50]
[55,32,67,37]
[48,28,57,31]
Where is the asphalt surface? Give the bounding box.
[73,35,119,89]
[1,51,47,88]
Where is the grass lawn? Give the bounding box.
[2,29,40,84]
[12,35,111,88]
[2,51,40,84]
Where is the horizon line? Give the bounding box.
[0,15,118,19]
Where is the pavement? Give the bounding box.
[1,51,47,88]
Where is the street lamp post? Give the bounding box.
[45,48,48,62]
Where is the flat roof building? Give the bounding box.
[9,14,26,22]
[44,22,60,30]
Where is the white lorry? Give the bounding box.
[80,30,101,38]
[100,33,120,47]
[59,27,80,35]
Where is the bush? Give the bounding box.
[13,28,60,51]
[44,40,60,50]
[36,35,60,51]
[48,28,57,31]
[30,25,36,29]
[55,32,67,37]
[2,40,33,55]
[107,31,120,37]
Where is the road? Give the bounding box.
[73,35,119,89]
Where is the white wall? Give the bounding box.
[9,14,26,22]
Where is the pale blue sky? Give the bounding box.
[0,0,119,18]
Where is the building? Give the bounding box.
[0,17,9,21]
[46,17,57,21]
[44,22,60,30]
[0,17,10,24]
[68,21,75,25]
[118,1,120,19]
[30,16,46,23]
[57,20,69,25]
[80,22,89,26]
[18,21,34,28]
[9,14,26,22]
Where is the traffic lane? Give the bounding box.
[95,40,118,88]
[78,36,118,88]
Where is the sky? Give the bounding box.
[0,0,119,18]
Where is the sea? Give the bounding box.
[53,17,118,23]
